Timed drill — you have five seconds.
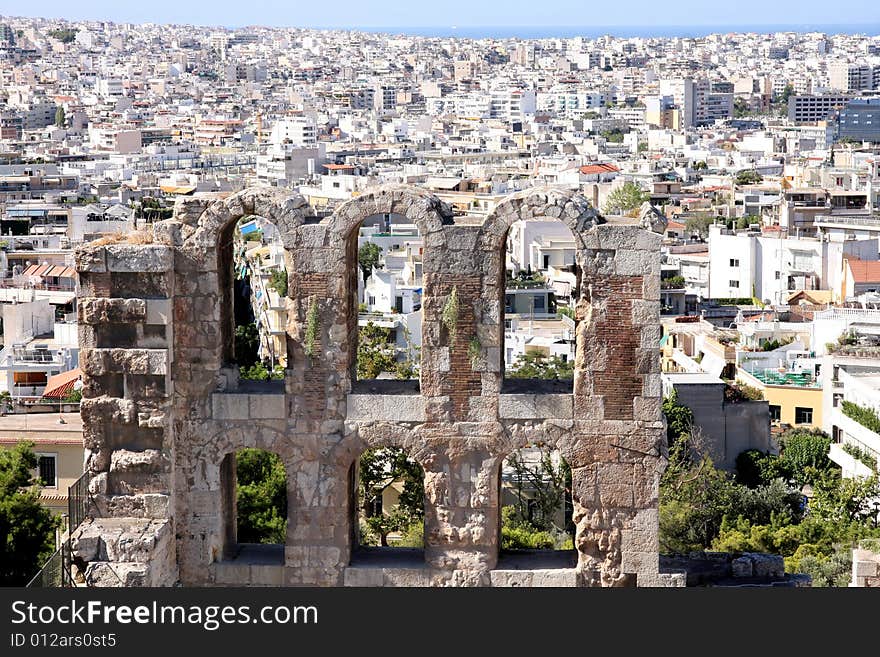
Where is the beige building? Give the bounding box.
[0,412,83,518]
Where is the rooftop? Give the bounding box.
[0,412,83,436]
[745,368,820,389]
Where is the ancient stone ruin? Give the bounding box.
[71,184,680,587]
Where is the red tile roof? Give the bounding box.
[579,163,620,175]
[847,258,880,284]
[42,368,82,399]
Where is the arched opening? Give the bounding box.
[502,217,579,392]
[348,446,425,566]
[498,443,576,569]
[219,448,287,564]
[351,213,423,392]
[219,215,288,390]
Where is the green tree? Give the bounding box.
[506,352,573,380]
[684,214,716,238]
[234,323,260,367]
[235,449,287,544]
[602,181,649,216]
[779,428,833,486]
[735,169,763,186]
[358,242,382,281]
[356,321,397,379]
[54,106,65,128]
[268,269,287,297]
[47,28,77,43]
[0,442,60,585]
[503,447,572,536]
[358,448,424,546]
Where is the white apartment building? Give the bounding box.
[269,117,317,147]
[505,219,577,275]
[707,224,877,303]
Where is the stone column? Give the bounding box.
[72,244,177,586]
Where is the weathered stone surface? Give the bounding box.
[731,556,754,578]
[347,394,427,421]
[79,298,146,324]
[105,245,173,272]
[72,183,673,588]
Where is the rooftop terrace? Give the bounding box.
[746,368,820,388]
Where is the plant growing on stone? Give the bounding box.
[303,295,319,358]
[441,286,459,351]
[468,336,482,368]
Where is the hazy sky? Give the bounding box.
[4,1,880,29]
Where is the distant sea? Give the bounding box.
[324,24,880,39]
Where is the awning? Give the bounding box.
[159,185,197,195]
[239,220,260,235]
[20,264,75,279]
[42,368,82,399]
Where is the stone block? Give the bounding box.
[212,393,250,420]
[853,559,879,578]
[382,568,432,587]
[105,245,173,273]
[731,557,753,578]
[249,565,284,586]
[214,564,251,585]
[535,394,574,418]
[346,394,426,422]
[343,568,384,587]
[145,299,172,325]
[498,394,537,419]
[249,394,286,419]
[746,553,784,578]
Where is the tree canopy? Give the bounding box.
[0,442,60,585]
[659,399,880,586]
[602,181,649,216]
[358,242,382,281]
[358,448,424,547]
[235,449,287,544]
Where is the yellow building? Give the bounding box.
[0,412,84,518]
[736,368,823,429]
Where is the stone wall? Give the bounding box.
[71,185,678,587]
[851,545,880,587]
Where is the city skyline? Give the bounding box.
[3,1,880,31]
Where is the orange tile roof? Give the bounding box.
[579,163,620,175]
[42,368,82,399]
[848,259,880,284]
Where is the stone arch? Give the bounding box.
[329,185,453,389]
[187,186,311,251]
[480,186,603,252]
[328,184,453,243]
[346,423,430,559]
[481,187,601,393]
[175,187,312,375]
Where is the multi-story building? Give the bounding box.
[788,94,853,124]
[837,97,880,143]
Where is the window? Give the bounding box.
[795,407,813,424]
[729,280,740,288]
[833,393,843,408]
[729,258,739,267]
[769,405,781,422]
[37,454,57,487]
[775,271,781,280]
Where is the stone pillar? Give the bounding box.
[72,244,177,586]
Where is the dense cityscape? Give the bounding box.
[1,12,880,588]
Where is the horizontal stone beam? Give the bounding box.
[498,394,573,419]
[346,394,427,422]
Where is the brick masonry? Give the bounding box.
[70,185,678,587]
